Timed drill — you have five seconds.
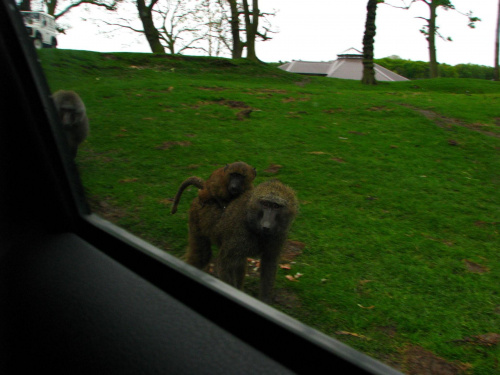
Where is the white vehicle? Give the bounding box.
[21,11,57,49]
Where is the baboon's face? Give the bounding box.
[227,173,246,197]
[59,106,84,129]
[254,199,285,236]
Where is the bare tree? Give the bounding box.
[45,0,119,19]
[101,0,208,54]
[223,0,275,60]
[495,0,500,81]
[197,0,231,57]
[406,0,480,78]
[153,0,205,54]
[242,0,274,61]
[97,0,274,59]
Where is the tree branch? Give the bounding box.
[100,19,144,34]
[55,0,118,19]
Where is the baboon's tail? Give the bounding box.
[171,176,205,214]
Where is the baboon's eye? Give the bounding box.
[261,201,281,209]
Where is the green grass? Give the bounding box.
[39,49,499,374]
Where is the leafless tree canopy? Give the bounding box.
[386,0,480,78]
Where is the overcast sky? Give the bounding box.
[56,0,499,67]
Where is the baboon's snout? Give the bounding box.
[260,210,277,234]
[229,185,240,195]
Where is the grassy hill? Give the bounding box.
[39,49,499,374]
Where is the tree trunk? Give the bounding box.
[428,1,439,78]
[242,0,260,61]
[362,0,378,85]
[226,0,243,58]
[494,0,500,81]
[46,0,57,16]
[136,0,165,54]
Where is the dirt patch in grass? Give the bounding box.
[218,99,250,108]
[236,109,253,120]
[281,240,305,261]
[331,157,346,163]
[282,96,310,103]
[453,333,500,346]
[401,346,471,375]
[155,141,192,150]
[253,88,288,94]
[88,195,128,222]
[197,86,227,91]
[474,220,498,227]
[264,163,283,174]
[406,105,500,138]
[145,87,174,93]
[274,288,302,309]
[463,259,490,273]
[191,99,253,111]
[367,106,393,112]
[378,325,398,338]
[323,108,344,114]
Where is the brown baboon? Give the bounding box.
[213,179,299,303]
[171,161,256,214]
[172,162,256,271]
[52,90,89,158]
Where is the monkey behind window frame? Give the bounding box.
[170,161,256,214]
[52,90,89,158]
[212,179,299,303]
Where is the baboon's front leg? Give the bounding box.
[259,252,279,303]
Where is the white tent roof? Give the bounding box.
[278,61,333,76]
[337,47,364,57]
[279,48,409,82]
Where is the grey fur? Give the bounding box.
[53,90,89,158]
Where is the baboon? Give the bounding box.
[171,161,256,214]
[172,162,256,271]
[213,179,299,303]
[52,90,89,158]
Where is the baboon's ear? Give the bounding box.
[224,164,229,171]
[253,167,257,177]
